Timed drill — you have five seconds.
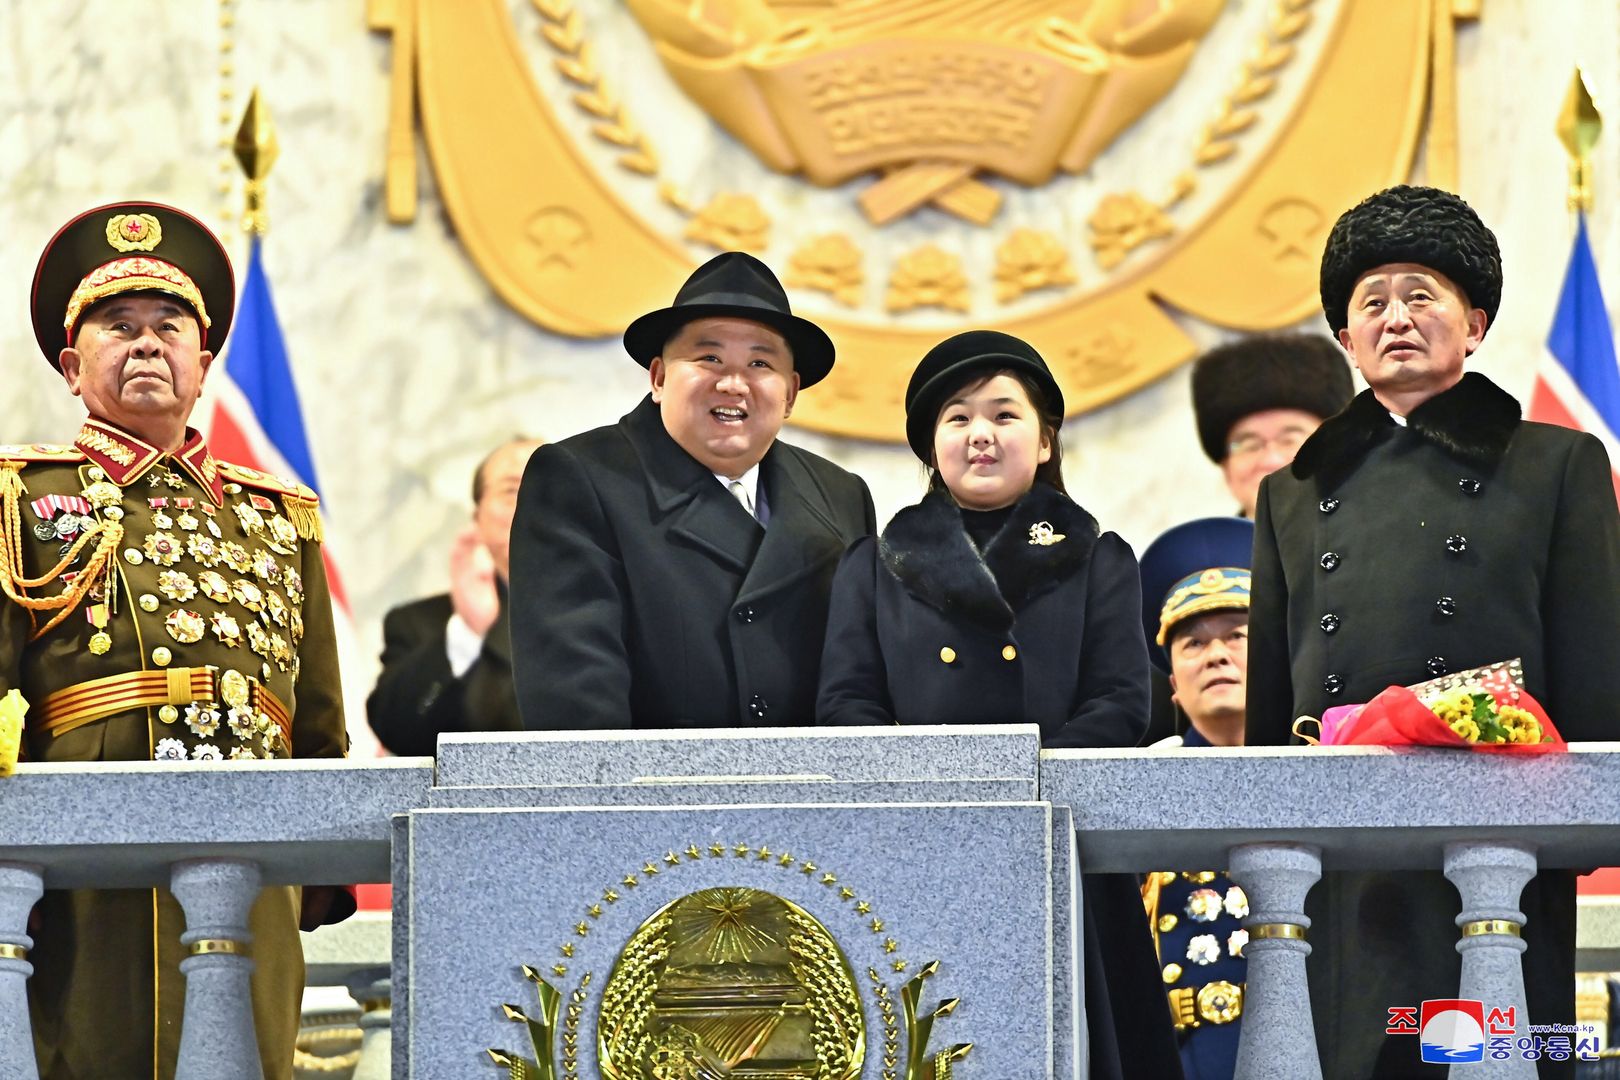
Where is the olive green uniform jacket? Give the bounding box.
[0,419,348,1080]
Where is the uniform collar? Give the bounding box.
[1288,372,1521,492]
[74,418,225,505]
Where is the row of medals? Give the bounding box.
[1156,871,1249,980]
[49,465,308,759]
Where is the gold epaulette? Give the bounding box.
[217,463,324,542]
[0,444,85,464]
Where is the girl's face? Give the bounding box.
[933,373,1052,511]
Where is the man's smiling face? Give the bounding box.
[650,317,799,479]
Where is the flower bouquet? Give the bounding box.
[1303,659,1565,752]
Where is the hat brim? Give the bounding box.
[904,353,1065,462]
[31,202,234,370]
[623,303,835,388]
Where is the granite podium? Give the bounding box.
[394,726,1083,1079]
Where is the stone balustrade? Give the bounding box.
[2,733,1619,1077]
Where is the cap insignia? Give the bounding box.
[105,213,163,253]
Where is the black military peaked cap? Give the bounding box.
[31,201,236,368]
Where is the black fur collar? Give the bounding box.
[1289,372,1521,492]
[878,483,1099,630]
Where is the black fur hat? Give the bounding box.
[1191,334,1354,462]
[1319,184,1502,336]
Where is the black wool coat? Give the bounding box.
[365,593,521,755]
[817,483,1149,747]
[818,484,1181,1080]
[1247,372,1620,1079]
[510,395,875,729]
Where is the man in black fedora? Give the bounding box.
[510,252,875,729]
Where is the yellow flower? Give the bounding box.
[1448,716,1481,743]
[1498,706,1543,744]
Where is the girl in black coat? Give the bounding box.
[817,330,1181,1079]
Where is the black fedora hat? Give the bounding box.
[623,252,835,387]
[32,201,235,369]
[903,330,1065,462]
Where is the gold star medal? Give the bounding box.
[232,579,265,611]
[210,612,243,648]
[157,569,197,603]
[85,603,112,655]
[164,609,205,644]
[143,531,182,566]
[196,570,231,603]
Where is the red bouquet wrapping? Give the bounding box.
[1306,659,1566,753]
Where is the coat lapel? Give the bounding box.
[736,445,849,603]
[1289,373,1522,494]
[621,395,762,573]
[879,485,1100,631]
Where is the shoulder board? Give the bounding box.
[217,462,319,503]
[0,444,86,464]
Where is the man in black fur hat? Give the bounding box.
[1247,185,1620,1077]
[509,252,874,729]
[1191,333,1355,517]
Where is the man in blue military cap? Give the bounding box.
[1139,516,1255,1080]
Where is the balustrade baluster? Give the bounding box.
[171,858,264,1080]
[0,863,42,1080]
[1230,842,1322,1080]
[1444,842,1536,1080]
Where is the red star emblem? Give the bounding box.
[124,219,145,239]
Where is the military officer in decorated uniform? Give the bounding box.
[1248,185,1620,1078]
[1139,517,1255,1080]
[2,201,349,1079]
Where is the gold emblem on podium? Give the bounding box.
[489,846,971,1079]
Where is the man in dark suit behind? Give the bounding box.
[367,437,540,754]
[510,252,875,729]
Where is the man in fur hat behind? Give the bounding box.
[1247,185,1620,1077]
[1191,333,1354,518]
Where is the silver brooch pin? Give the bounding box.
[1027,521,1066,546]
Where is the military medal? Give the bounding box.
[162,469,185,491]
[211,612,243,648]
[289,609,304,644]
[232,579,265,611]
[82,481,122,509]
[270,632,290,671]
[199,503,222,538]
[85,604,112,655]
[1186,888,1222,922]
[233,503,265,536]
[191,744,222,761]
[143,531,182,566]
[252,550,282,584]
[1186,934,1220,966]
[164,609,205,644]
[245,622,271,657]
[266,514,298,554]
[249,493,274,512]
[264,589,287,626]
[157,569,197,602]
[282,567,304,605]
[155,737,187,761]
[184,703,222,738]
[221,542,252,574]
[174,498,198,532]
[32,522,57,542]
[197,570,231,603]
[187,533,222,567]
[219,669,252,710]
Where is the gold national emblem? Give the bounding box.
[104,213,164,253]
[598,887,863,1079]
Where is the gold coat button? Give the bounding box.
[1162,963,1183,984]
[938,646,956,664]
[139,594,159,612]
[1002,645,1017,661]
[1159,914,1179,932]
[158,705,179,724]
[151,647,172,667]
[123,548,144,565]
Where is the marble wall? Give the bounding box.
[2,0,1616,734]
